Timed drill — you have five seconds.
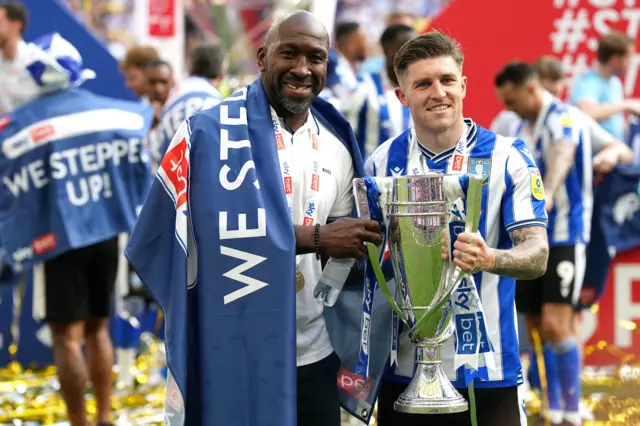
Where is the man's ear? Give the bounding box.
[257,46,267,72]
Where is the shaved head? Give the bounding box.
[264,11,329,49]
[258,10,329,121]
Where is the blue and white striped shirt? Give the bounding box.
[514,91,592,246]
[365,120,547,388]
[345,71,412,158]
[150,76,223,171]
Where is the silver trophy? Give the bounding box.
[353,173,483,414]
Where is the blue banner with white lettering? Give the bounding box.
[0,88,153,273]
[581,166,640,305]
[125,78,365,426]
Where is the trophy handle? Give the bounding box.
[407,175,484,341]
[366,242,405,320]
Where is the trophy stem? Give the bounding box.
[393,343,469,414]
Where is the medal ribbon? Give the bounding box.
[271,108,322,270]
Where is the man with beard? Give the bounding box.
[0,2,39,114]
[125,10,382,426]
[345,23,416,157]
[495,61,589,426]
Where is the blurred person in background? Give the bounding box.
[143,59,174,128]
[495,62,589,426]
[386,10,416,27]
[344,23,416,156]
[534,56,632,174]
[120,45,160,101]
[359,11,417,75]
[151,41,225,171]
[534,55,632,423]
[322,21,368,106]
[0,33,153,426]
[570,32,640,141]
[0,2,38,114]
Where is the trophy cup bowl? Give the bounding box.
[354,173,483,415]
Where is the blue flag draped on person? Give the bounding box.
[125,78,376,425]
[0,88,153,273]
[0,31,153,274]
[581,165,640,305]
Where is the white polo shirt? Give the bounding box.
[275,108,355,367]
[0,40,41,114]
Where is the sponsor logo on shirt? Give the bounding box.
[529,167,545,201]
[160,137,189,210]
[30,124,55,144]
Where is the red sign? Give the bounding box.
[429,0,640,127]
[148,0,175,38]
[583,247,640,366]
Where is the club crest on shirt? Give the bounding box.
[529,167,545,201]
[468,158,490,186]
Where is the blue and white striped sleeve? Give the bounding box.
[501,139,548,233]
[547,107,580,144]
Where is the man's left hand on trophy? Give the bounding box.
[441,231,496,274]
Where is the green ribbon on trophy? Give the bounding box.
[356,173,485,425]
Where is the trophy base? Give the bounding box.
[393,346,469,414]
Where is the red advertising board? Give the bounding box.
[429,0,640,127]
[149,0,175,38]
[582,248,640,366]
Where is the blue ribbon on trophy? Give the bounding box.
[353,176,388,378]
[446,198,495,384]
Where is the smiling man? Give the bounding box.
[365,31,549,426]
[125,10,381,426]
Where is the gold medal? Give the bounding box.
[296,270,305,292]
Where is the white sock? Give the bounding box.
[547,409,564,424]
[564,411,582,425]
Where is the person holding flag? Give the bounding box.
[365,31,549,426]
[151,41,226,171]
[125,10,382,426]
[344,23,417,157]
[495,61,591,426]
[0,33,153,426]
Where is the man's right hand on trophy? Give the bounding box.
[319,218,383,261]
[441,230,496,274]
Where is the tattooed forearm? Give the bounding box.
[488,227,549,279]
[543,141,576,197]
